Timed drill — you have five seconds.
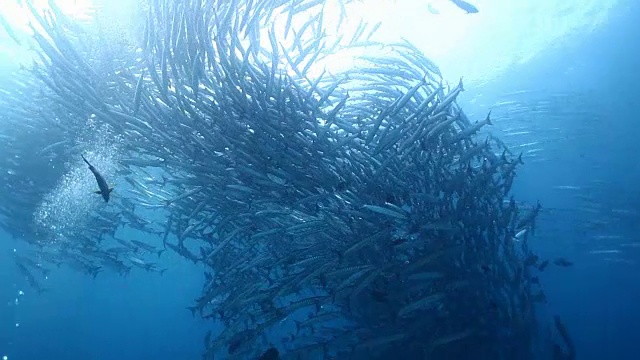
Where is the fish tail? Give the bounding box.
[81,154,91,167]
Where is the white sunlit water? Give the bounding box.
[0,0,95,29]
[33,119,123,242]
[238,0,622,87]
[356,0,620,85]
[0,0,620,83]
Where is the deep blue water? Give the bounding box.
[481,1,640,359]
[2,1,640,359]
[1,227,210,360]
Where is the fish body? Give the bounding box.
[553,258,573,267]
[513,228,527,240]
[81,154,113,202]
[449,0,479,13]
[258,347,279,360]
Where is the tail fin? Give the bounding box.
[81,154,91,167]
[485,110,492,125]
[457,77,465,92]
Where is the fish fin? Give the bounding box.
[81,154,91,167]
[94,190,102,194]
[108,187,115,194]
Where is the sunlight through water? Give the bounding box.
[349,0,620,84]
[0,0,620,83]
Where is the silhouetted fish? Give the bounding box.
[258,347,279,360]
[553,258,573,267]
[81,154,113,202]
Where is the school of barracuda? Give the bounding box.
[0,0,578,359]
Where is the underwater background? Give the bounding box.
[1,0,639,359]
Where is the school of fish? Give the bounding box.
[0,0,576,359]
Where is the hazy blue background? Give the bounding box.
[1,227,210,359]
[2,0,639,359]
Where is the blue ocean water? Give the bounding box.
[1,0,639,359]
[1,227,210,359]
[478,1,640,359]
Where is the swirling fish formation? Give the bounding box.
[0,0,567,359]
